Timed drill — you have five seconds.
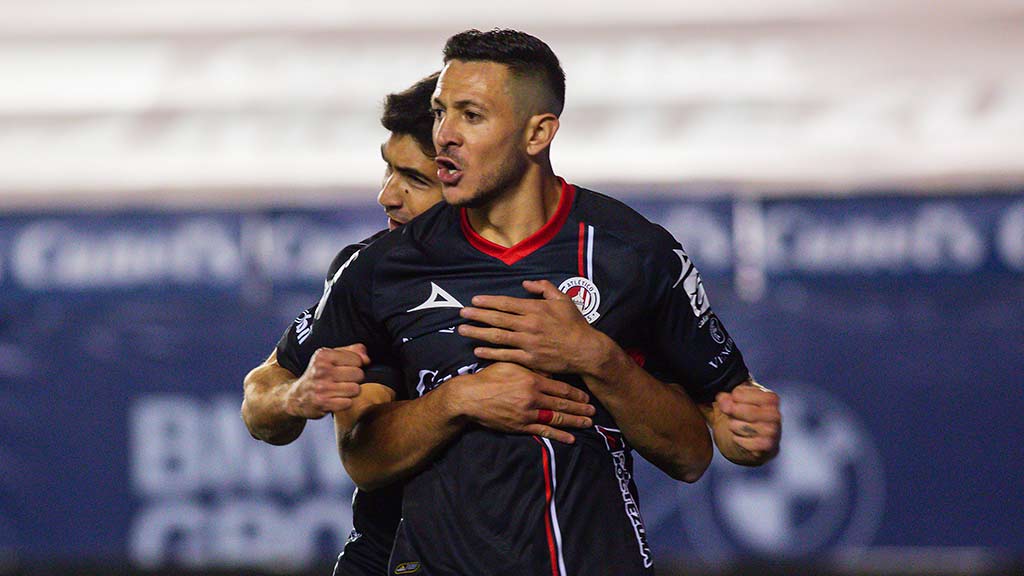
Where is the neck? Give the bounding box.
[465,167,562,248]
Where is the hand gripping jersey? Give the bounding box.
[275,230,404,576]
[302,180,750,576]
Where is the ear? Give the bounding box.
[523,112,560,156]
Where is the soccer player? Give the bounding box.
[308,29,780,575]
[242,72,598,576]
[241,73,442,576]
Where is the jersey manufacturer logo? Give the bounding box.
[393,561,421,574]
[407,282,464,312]
[673,248,710,317]
[559,276,601,323]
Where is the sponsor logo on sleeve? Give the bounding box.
[673,249,710,317]
[707,338,735,369]
[708,316,726,344]
[293,310,313,345]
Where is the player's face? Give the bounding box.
[432,60,529,208]
[378,133,443,231]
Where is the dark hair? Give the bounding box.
[380,71,440,157]
[443,28,565,115]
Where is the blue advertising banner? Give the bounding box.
[1,190,1022,570]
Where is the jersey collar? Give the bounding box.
[459,178,575,266]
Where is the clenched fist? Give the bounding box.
[284,344,371,419]
[715,382,781,464]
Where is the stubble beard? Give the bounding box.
[446,150,529,210]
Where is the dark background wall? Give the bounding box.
[1,189,1021,574]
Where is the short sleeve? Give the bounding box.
[363,364,407,400]
[275,234,403,396]
[642,240,749,404]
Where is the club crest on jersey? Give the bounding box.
[559,276,601,324]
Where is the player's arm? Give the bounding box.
[340,362,595,491]
[645,243,780,466]
[698,380,780,466]
[333,382,395,456]
[241,350,305,445]
[579,338,713,482]
[241,345,368,445]
[243,239,382,445]
[459,280,713,483]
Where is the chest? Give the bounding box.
[373,232,649,396]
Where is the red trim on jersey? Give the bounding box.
[577,221,586,277]
[626,348,647,368]
[460,178,576,265]
[534,436,561,576]
[595,425,623,452]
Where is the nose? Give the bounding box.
[377,173,403,210]
[433,114,460,151]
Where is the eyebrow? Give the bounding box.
[453,98,485,111]
[432,96,486,112]
[395,165,432,183]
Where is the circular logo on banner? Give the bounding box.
[678,382,885,561]
[558,276,601,324]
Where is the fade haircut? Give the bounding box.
[380,71,440,157]
[442,28,566,116]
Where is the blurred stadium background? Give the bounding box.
[1,1,1022,574]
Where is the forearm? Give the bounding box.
[581,335,712,482]
[241,361,306,445]
[341,384,465,491]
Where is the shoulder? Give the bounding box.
[398,200,458,242]
[325,227,406,286]
[325,229,390,279]
[573,186,679,256]
[332,203,459,280]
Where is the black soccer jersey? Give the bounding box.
[302,180,750,576]
[275,230,405,576]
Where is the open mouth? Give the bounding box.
[436,157,463,185]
